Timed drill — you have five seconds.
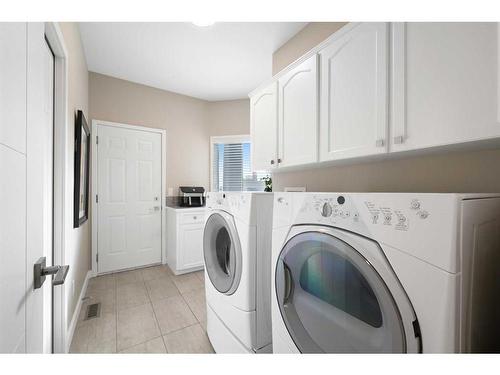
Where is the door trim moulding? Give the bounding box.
[91,119,168,275]
[43,22,68,354]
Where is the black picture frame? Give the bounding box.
[73,110,90,228]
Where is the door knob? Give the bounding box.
[34,257,70,289]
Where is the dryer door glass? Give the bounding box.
[276,231,406,353]
[203,213,240,294]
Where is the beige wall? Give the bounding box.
[89,72,211,193]
[274,149,500,193]
[206,99,250,136]
[272,22,347,75]
[59,22,91,329]
[271,23,500,193]
[89,73,251,194]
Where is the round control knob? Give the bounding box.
[411,199,421,210]
[321,202,333,217]
[419,210,429,219]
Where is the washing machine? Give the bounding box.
[203,192,274,353]
[271,192,500,353]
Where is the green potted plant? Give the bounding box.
[261,176,272,192]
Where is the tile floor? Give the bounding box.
[69,265,213,354]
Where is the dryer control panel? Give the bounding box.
[293,193,434,234]
[273,192,460,273]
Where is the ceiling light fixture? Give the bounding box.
[192,21,215,27]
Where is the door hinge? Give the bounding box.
[96,253,99,263]
[96,194,99,203]
[96,135,99,145]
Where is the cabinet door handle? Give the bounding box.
[393,135,405,144]
[277,158,282,163]
[270,160,275,165]
[193,216,197,220]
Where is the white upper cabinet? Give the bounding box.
[278,54,319,168]
[391,22,500,152]
[250,82,278,171]
[319,23,389,161]
[249,22,500,171]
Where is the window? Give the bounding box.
[210,135,269,192]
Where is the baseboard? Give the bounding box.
[65,270,93,353]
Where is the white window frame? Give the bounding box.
[209,134,250,192]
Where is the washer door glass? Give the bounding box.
[276,231,406,353]
[203,213,240,294]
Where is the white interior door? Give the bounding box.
[97,124,162,273]
[1,22,56,353]
[0,22,28,353]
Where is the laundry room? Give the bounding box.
[1,1,500,374]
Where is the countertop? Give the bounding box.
[165,196,206,210]
[165,204,206,211]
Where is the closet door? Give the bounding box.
[250,82,278,171]
[319,23,389,161]
[0,23,27,153]
[0,23,27,353]
[278,54,319,168]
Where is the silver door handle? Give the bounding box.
[34,257,70,289]
[394,135,405,144]
[283,262,293,305]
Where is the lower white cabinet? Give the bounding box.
[166,207,205,275]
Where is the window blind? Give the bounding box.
[212,142,267,192]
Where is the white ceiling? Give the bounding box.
[79,22,306,101]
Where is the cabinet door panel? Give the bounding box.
[250,82,278,171]
[319,22,389,161]
[178,224,204,269]
[278,54,319,168]
[391,23,499,152]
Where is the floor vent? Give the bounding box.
[84,303,101,320]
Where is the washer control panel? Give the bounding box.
[306,195,361,224]
[296,194,432,232]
